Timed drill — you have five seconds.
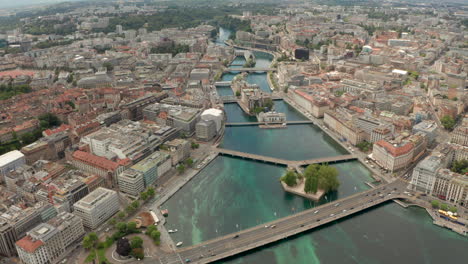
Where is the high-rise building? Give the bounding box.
[73,188,119,229]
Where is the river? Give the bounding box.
[161,27,468,264]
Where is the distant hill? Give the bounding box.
[0,0,83,9]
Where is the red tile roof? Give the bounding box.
[375,140,414,157]
[44,124,71,136]
[16,236,43,253]
[72,150,120,171]
[0,70,36,78]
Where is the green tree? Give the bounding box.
[303,164,320,194]
[117,211,126,219]
[451,159,468,174]
[140,191,149,201]
[103,62,114,71]
[356,141,372,152]
[440,203,448,211]
[177,164,186,174]
[83,232,98,250]
[317,165,340,192]
[280,170,298,187]
[116,222,127,234]
[431,200,440,209]
[130,236,143,249]
[146,225,157,235]
[441,115,455,130]
[303,164,339,193]
[131,248,144,260]
[108,218,117,226]
[191,142,199,149]
[126,205,136,214]
[448,206,457,213]
[127,222,138,234]
[65,101,75,109]
[20,132,36,145]
[235,91,241,97]
[147,187,155,197]
[38,113,62,129]
[131,200,140,209]
[184,158,194,167]
[150,230,161,242]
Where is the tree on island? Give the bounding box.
[243,58,256,68]
[303,164,339,194]
[281,170,298,187]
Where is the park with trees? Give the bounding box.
[83,186,159,263]
[280,164,340,200]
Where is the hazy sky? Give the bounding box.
[0,0,76,9]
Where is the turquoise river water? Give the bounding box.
[161,28,468,264]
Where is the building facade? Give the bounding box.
[118,169,145,197]
[73,187,119,229]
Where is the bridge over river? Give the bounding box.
[155,179,409,264]
[216,148,356,167]
[223,67,276,73]
[226,120,315,126]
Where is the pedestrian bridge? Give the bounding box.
[221,96,238,103]
[216,148,356,167]
[214,81,232,87]
[223,67,276,73]
[226,120,315,126]
[156,180,409,264]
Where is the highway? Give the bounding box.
[154,179,409,264]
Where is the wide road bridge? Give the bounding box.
[226,120,315,126]
[216,148,356,167]
[223,67,276,73]
[156,180,409,264]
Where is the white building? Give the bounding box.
[73,188,119,229]
[201,108,223,132]
[48,212,85,251]
[410,156,441,193]
[118,169,145,197]
[0,150,26,182]
[15,224,63,264]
